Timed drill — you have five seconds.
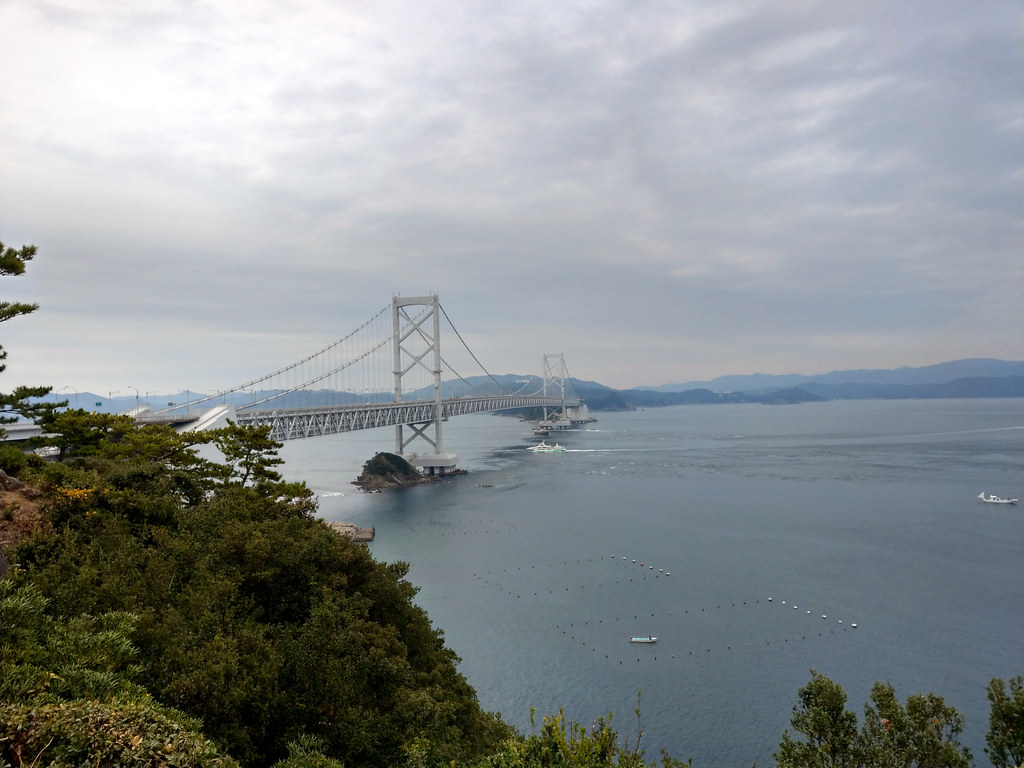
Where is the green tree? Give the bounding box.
[36,409,137,460]
[465,704,690,768]
[985,676,1024,768]
[0,577,236,768]
[860,681,971,768]
[271,735,346,768]
[200,421,288,488]
[0,241,39,350]
[0,240,64,435]
[777,672,972,768]
[776,670,860,768]
[14,419,512,767]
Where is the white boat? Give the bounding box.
[527,441,567,453]
[978,492,1019,505]
[630,636,657,643]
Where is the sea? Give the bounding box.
[277,398,1024,766]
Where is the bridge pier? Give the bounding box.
[408,452,460,476]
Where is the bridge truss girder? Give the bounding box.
[234,395,579,442]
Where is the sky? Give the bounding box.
[1,0,1022,395]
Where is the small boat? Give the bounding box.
[979,492,1018,505]
[630,636,657,643]
[527,441,566,453]
[533,427,550,436]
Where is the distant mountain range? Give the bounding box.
[574,358,1022,410]
[37,358,1023,414]
[645,358,1024,393]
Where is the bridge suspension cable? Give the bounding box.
[139,293,590,456]
[157,294,572,421]
[236,303,435,410]
[437,302,542,398]
[152,303,394,414]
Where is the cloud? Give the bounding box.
[1,0,1021,393]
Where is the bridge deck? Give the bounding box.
[231,395,582,441]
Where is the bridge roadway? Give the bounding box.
[231,394,581,442]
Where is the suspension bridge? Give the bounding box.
[134,295,591,475]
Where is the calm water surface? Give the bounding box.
[279,399,1024,766]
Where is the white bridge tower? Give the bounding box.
[542,352,593,426]
[393,295,458,475]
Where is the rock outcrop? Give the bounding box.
[352,452,434,492]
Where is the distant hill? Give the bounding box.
[800,375,1023,400]
[574,384,825,410]
[573,360,1021,411]
[33,359,1022,415]
[649,358,1023,393]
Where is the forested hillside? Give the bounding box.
[1,414,511,767]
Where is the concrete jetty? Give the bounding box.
[327,521,375,542]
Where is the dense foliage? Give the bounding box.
[6,413,511,767]
[0,578,236,767]
[462,702,691,768]
[775,670,977,768]
[985,676,1024,768]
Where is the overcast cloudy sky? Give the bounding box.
[2,0,1021,395]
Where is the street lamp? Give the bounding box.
[59,385,79,409]
[108,391,120,412]
[127,385,139,412]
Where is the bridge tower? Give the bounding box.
[392,295,458,475]
[542,352,593,425]
[541,353,572,428]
